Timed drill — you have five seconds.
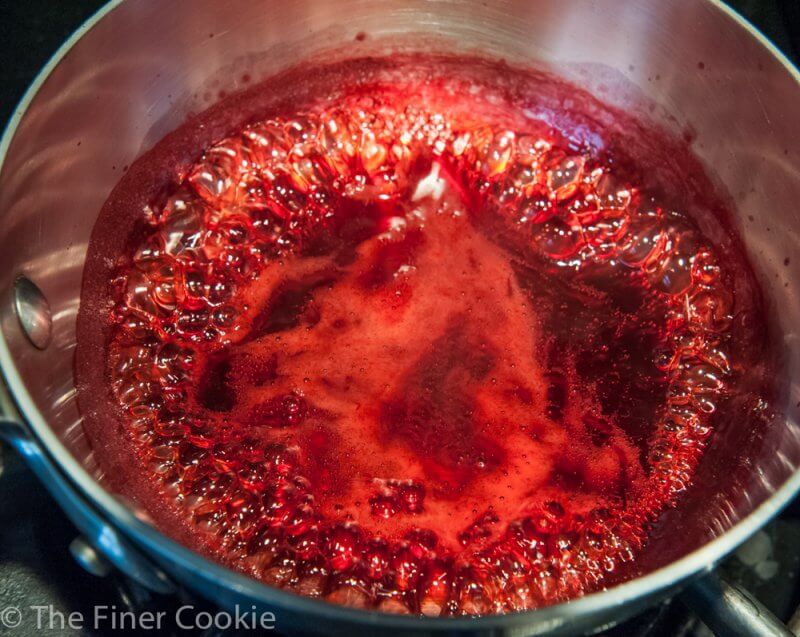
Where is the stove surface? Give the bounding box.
[1,1,799,635]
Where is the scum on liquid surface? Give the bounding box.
[105,84,736,616]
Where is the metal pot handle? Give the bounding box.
[680,572,795,637]
[0,418,175,595]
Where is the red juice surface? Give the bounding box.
[75,55,772,615]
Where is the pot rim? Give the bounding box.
[1,0,799,630]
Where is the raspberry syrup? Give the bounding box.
[76,55,774,615]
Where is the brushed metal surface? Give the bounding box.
[0,0,798,634]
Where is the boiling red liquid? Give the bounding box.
[76,55,767,615]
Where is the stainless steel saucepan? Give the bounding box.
[1,1,799,635]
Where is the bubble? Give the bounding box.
[650,252,693,295]
[212,305,236,327]
[124,271,159,315]
[176,308,209,333]
[420,597,445,617]
[454,571,493,616]
[117,311,155,342]
[484,131,515,177]
[152,279,177,310]
[360,137,389,175]
[326,585,370,608]
[581,210,628,254]
[535,218,581,259]
[114,344,154,377]
[516,135,549,165]
[289,150,336,192]
[505,160,538,194]
[593,172,632,212]
[284,116,317,144]
[617,210,666,267]
[325,523,364,571]
[295,574,328,598]
[516,188,555,225]
[648,226,702,295]
[546,154,585,201]
[242,120,291,167]
[133,235,166,266]
[686,286,733,333]
[691,249,721,285]
[319,112,358,171]
[161,193,205,255]
[269,173,308,214]
[207,278,235,305]
[179,265,205,301]
[188,144,244,204]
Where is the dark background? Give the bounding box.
[0,1,798,636]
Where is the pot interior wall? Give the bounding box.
[1,0,799,576]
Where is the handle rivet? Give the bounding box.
[69,536,113,577]
[13,276,52,350]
